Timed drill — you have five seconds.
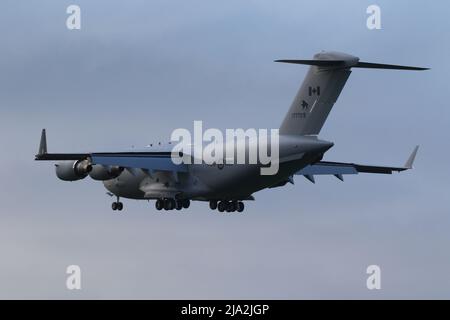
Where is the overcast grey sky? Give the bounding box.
[0,0,449,299]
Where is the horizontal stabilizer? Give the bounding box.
[278,51,428,136]
[275,59,428,71]
[275,59,348,67]
[354,62,429,71]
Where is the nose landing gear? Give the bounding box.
[111,196,123,211]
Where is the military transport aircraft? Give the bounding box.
[35,51,425,213]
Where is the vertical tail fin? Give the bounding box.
[277,51,428,136]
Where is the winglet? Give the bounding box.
[38,129,47,155]
[404,145,419,169]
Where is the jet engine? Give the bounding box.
[89,165,124,181]
[55,160,92,181]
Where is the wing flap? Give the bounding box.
[296,161,408,176]
[297,162,358,175]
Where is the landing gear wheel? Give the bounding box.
[112,196,122,211]
[155,199,163,210]
[163,199,175,210]
[218,201,226,212]
[209,200,218,210]
[182,199,190,209]
[176,200,183,210]
[237,201,244,212]
[225,201,233,212]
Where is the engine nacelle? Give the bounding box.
[55,160,92,181]
[89,165,124,181]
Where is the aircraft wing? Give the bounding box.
[296,146,419,182]
[34,129,188,172]
[90,152,187,172]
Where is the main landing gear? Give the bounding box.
[111,196,123,211]
[210,200,244,213]
[155,198,190,211]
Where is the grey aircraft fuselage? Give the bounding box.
[103,135,333,201]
